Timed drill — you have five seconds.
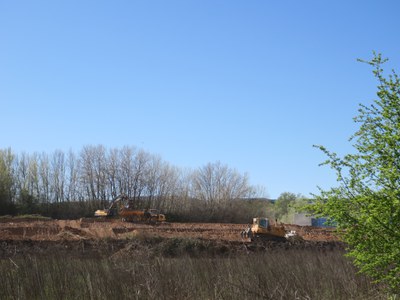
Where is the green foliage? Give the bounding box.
[16,189,39,215]
[290,196,311,213]
[0,148,16,215]
[313,53,400,293]
[274,192,297,219]
[274,192,308,222]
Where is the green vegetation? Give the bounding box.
[0,148,16,215]
[0,250,384,300]
[313,53,400,293]
[273,192,309,223]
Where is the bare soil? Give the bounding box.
[0,218,344,258]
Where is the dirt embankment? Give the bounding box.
[0,218,343,258]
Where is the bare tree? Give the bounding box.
[38,152,51,203]
[80,146,96,200]
[92,145,107,201]
[191,161,252,214]
[15,152,29,194]
[27,152,40,200]
[107,147,120,199]
[171,168,193,213]
[79,145,108,201]
[51,150,66,202]
[131,149,150,203]
[65,150,79,201]
[1,146,268,222]
[118,146,135,197]
[145,155,180,210]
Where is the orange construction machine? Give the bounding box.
[241,217,295,242]
[94,194,166,223]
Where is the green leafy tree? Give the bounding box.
[313,53,400,292]
[0,148,16,215]
[274,192,297,219]
[17,188,39,215]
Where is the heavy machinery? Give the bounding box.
[241,217,297,242]
[94,194,166,223]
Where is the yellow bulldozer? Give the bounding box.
[94,194,166,223]
[241,217,297,242]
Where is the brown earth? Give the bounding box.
[0,218,344,258]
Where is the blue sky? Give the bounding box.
[1,1,399,198]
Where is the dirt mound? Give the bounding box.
[0,223,61,240]
[285,224,339,241]
[0,218,342,258]
[0,218,340,242]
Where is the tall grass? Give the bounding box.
[0,249,385,300]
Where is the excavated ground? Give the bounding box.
[0,218,344,258]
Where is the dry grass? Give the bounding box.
[0,248,386,300]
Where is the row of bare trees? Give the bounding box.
[0,146,266,220]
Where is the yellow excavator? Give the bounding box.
[94,194,166,223]
[241,217,296,242]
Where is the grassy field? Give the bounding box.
[0,247,386,300]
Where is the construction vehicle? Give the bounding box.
[241,217,297,242]
[94,194,166,223]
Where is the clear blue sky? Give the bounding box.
[1,1,399,198]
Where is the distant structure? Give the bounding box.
[293,213,335,227]
[293,213,312,226]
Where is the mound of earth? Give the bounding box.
[0,218,343,258]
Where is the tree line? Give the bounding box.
[0,145,270,222]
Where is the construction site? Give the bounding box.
[2,209,383,300]
[0,215,343,259]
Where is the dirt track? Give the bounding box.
[0,218,343,258]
